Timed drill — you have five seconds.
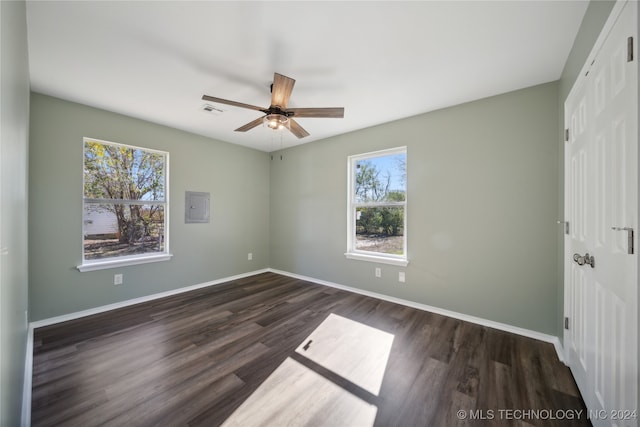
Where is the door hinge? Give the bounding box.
[564,128,570,142]
[564,317,570,330]
[628,37,634,62]
[557,220,570,235]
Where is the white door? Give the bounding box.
[564,1,638,426]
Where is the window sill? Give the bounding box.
[344,252,409,267]
[77,254,173,272]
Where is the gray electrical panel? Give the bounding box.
[185,191,210,223]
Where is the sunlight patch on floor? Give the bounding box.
[222,313,394,426]
[221,357,377,426]
[295,313,394,395]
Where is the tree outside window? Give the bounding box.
[82,138,169,263]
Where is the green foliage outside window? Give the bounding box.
[355,159,405,237]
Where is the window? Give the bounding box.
[346,147,408,266]
[78,138,171,271]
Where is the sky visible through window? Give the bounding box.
[357,153,406,193]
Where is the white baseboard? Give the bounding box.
[268,268,565,363]
[553,339,566,365]
[30,268,270,328]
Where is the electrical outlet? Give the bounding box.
[248,252,253,261]
[114,274,123,285]
[399,272,406,283]
[375,267,381,278]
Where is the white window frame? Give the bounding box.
[345,146,408,267]
[78,137,172,272]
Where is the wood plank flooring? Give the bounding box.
[31,272,590,426]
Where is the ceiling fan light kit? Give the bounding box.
[264,113,289,130]
[201,72,344,139]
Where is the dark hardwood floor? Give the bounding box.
[31,272,590,426]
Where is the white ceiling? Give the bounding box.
[25,1,588,152]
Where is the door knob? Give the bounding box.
[573,252,595,268]
[584,253,595,268]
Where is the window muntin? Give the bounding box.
[81,138,169,267]
[347,147,407,264]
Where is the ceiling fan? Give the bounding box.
[202,73,344,139]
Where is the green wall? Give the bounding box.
[556,0,616,338]
[1,0,30,424]
[29,94,270,320]
[270,82,560,335]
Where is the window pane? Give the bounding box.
[354,153,406,203]
[83,203,165,260]
[355,206,404,255]
[84,141,166,201]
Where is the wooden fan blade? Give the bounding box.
[271,73,295,109]
[286,107,344,118]
[235,116,265,132]
[202,95,265,112]
[288,119,310,139]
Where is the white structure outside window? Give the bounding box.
[78,137,171,271]
[345,147,408,266]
